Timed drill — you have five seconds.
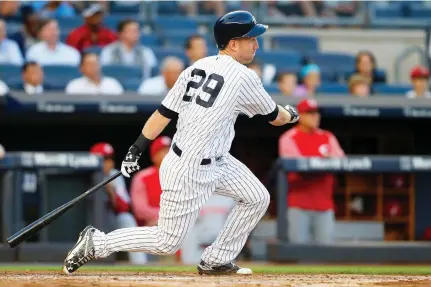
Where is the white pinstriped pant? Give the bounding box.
[93,149,270,266]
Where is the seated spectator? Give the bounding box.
[325,1,359,17]
[180,1,225,16]
[0,19,24,65]
[246,60,263,79]
[32,1,76,18]
[66,4,117,53]
[354,50,386,84]
[277,71,298,97]
[406,66,431,99]
[0,143,5,159]
[100,19,157,80]
[184,35,207,66]
[90,142,147,264]
[294,64,321,97]
[279,99,345,244]
[66,52,124,95]
[21,61,51,95]
[26,19,80,66]
[0,80,8,96]
[9,6,40,57]
[0,1,20,21]
[138,56,184,96]
[348,74,370,98]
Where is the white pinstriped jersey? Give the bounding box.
[161,55,277,158]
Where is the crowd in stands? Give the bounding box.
[0,1,430,99]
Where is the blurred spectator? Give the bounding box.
[354,50,386,85]
[100,19,157,80]
[131,136,172,227]
[279,99,345,244]
[0,19,24,65]
[406,66,431,99]
[0,80,8,96]
[65,52,124,95]
[269,1,334,18]
[138,56,184,96]
[21,61,50,95]
[184,35,207,66]
[277,71,298,96]
[348,74,370,98]
[246,60,263,79]
[0,1,20,20]
[180,1,225,16]
[26,19,80,66]
[32,1,76,18]
[0,144,5,159]
[294,64,321,97]
[325,1,359,17]
[9,6,40,57]
[66,4,117,53]
[90,142,147,264]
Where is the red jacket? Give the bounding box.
[66,25,117,52]
[278,127,345,211]
[130,166,162,226]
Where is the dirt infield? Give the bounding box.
[0,271,430,287]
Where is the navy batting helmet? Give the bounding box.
[213,11,268,50]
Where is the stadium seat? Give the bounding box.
[264,84,280,94]
[104,15,140,31]
[102,65,142,81]
[83,46,103,55]
[0,65,21,82]
[317,83,349,95]
[304,52,355,82]
[156,1,182,15]
[57,18,83,32]
[110,2,141,14]
[153,16,198,32]
[43,66,80,81]
[255,51,302,70]
[152,47,188,64]
[371,2,403,19]
[140,34,161,47]
[272,35,319,53]
[122,78,142,91]
[406,3,431,18]
[373,84,410,95]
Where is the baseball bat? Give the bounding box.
[7,171,122,248]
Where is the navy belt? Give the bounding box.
[172,143,221,165]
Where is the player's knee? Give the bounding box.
[162,241,182,255]
[157,236,182,255]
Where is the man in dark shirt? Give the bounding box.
[66,4,117,52]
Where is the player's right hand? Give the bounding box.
[284,105,299,123]
[121,146,141,178]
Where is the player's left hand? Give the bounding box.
[121,146,141,178]
[284,105,299,123]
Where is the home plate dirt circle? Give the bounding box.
[0,272,430,287]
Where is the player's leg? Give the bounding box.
[287,207,312,243]
[63,151,215,274]
[311,210,335,244]
[199,154,270,272]
[116,212,148,264]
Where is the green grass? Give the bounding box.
[1,265,431,275]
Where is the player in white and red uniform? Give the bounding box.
[64,11,299,276]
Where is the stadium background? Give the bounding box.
[1,0,431,266]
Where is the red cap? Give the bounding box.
[150,136,171,158]
[297,98,319,113]
[90,142,114,157]
[410,66,430,79]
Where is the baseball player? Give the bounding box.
[63,10,299,276]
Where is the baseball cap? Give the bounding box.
[82,4,103,18]
[150,136,172,158]
[90,142,114,157]
[300,64,320,79]
[410,65,430,79]
[297,98,319,113]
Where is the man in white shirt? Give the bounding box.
[100,19,157,80]
[138,56,184,96]
[66,52,124,95]
[0,80,9,96]
[26,19,80,66]
[406,65,431,99]
[21,61,45,95]
[0,19,24,65]
[184,35,208,66]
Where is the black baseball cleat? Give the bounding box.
[63,225,96,275]
[197,260,252,275]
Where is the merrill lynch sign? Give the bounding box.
[297,158,372,171]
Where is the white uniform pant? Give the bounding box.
[93,150,270,266]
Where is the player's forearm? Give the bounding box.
[141,110,171,140]
[270,105,293,126]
